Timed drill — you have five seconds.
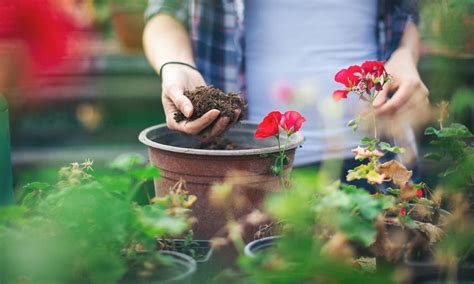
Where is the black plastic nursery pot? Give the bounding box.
[122,250,196,284]
[404,252,474,284]
[244,236,281,258]
[157,239,215,283]
[375,205,452,269]
[157,239,214,263]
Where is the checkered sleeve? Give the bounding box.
[401,0,419,25]
[145,0,189,26]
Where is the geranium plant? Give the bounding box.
[332,61,445,261]
[254,110,306,184]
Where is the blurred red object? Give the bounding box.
[0,0,77,70]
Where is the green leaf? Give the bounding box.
[386,187,400,195]
[109,153,145,171]
[437,123,473,138]
[360,137,373,145]
[348,117,361,132]
[424,127,439,136]
[0,206,27,224]
[22,182,50,191]
[130,165,160,180]
[424,152,444,161]
[399,215,418,229]
[379,142,405,154]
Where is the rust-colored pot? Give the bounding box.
[139,121,304,239]
[110,8,145,53]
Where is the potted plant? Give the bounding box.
[139,93,305,239]
[92,0,147,52]
[0,154,197,283]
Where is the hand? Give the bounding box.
[372,48,430,131]
[161,64,236,141]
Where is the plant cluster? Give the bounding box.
[0,154,195,283]
[233,61,474,283]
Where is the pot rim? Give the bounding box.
[156,250,197,283]
[244,235,282,258]
[138,121,305,156]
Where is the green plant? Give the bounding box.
[424,101,474,192]
[0,154,194,283]
[237,174,395,283]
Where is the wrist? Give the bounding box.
[159,61,197,77]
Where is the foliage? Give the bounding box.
[0,155,193,283]
[238,175,394,283]
[424,102,474,193]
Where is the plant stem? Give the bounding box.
[128,180,146,202]
[370,102,377,140]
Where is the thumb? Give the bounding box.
[167,85,193,117]
[372,84,390,108]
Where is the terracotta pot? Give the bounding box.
[110,7,145,53]
[139,121,304,239]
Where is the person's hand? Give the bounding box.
[161,64,236,141]
[372,47,430,131]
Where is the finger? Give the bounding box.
[198,116,231,143]
[166,85,193,117]
[233,109,242,122]
[375,83,413,116]
[373,85,391,107]
[180,109,220,135]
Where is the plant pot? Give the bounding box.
[404,252,474,284]
[123,250,196,284]
[110,7,145,53]
[157,239,214,263]
[373,205,451,268]
[244,236,281,258]
[157,239,215,283]
[139,121,304,239]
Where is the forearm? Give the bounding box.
[395,21,420,64]
[143,14,196,75]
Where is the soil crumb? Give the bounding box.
[173,86,246,123]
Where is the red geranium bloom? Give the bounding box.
[334,65,362,88]
[416,189,423,198]
[361,61,386,77]
[400,208,407,216]
[280,111,306,135]
[332,89,349,102]
[255,111,282,139]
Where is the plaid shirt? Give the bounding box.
[146,0,419,93]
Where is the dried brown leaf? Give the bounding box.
[378,160,413,188]
[417,222,444,243]
[400,184,419,201]
[321,233,354,264]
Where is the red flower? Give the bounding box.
[332,89,349,102]
[0,0,77,71]
[280,111,306,135]
[361,61,386,77]
[416,189,423,199]
[400,208,407,216]
[334,65,362,88]
[255,111,282,139]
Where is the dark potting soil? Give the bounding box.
[198,138,240,150]
[173,86,246,123]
